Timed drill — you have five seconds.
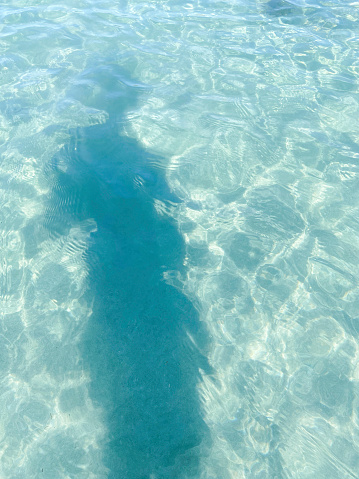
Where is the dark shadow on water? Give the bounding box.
[45,64,211,478]
[265,0,304,18]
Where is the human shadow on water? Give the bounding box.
[45,64,211,478]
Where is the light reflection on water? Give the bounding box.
[0,0,359,477]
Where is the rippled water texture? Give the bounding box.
[1,0,359,478]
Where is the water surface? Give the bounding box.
[1,1,359,478]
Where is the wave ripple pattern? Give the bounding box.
[1,0,359,478]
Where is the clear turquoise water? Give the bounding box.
[1,0,359,478]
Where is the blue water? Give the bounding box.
[1,1,359,478]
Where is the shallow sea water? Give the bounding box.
[1,0,359,478]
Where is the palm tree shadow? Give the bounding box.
[45,64,211,478]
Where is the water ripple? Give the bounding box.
[1,0,359,477]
